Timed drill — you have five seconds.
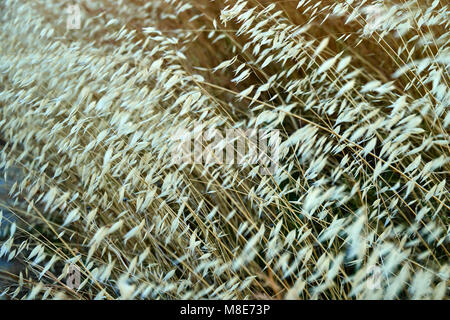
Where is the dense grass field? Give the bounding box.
[0,0,448,299]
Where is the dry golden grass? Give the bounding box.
[0,0,448,299]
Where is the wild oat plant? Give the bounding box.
[0,0,448,300]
